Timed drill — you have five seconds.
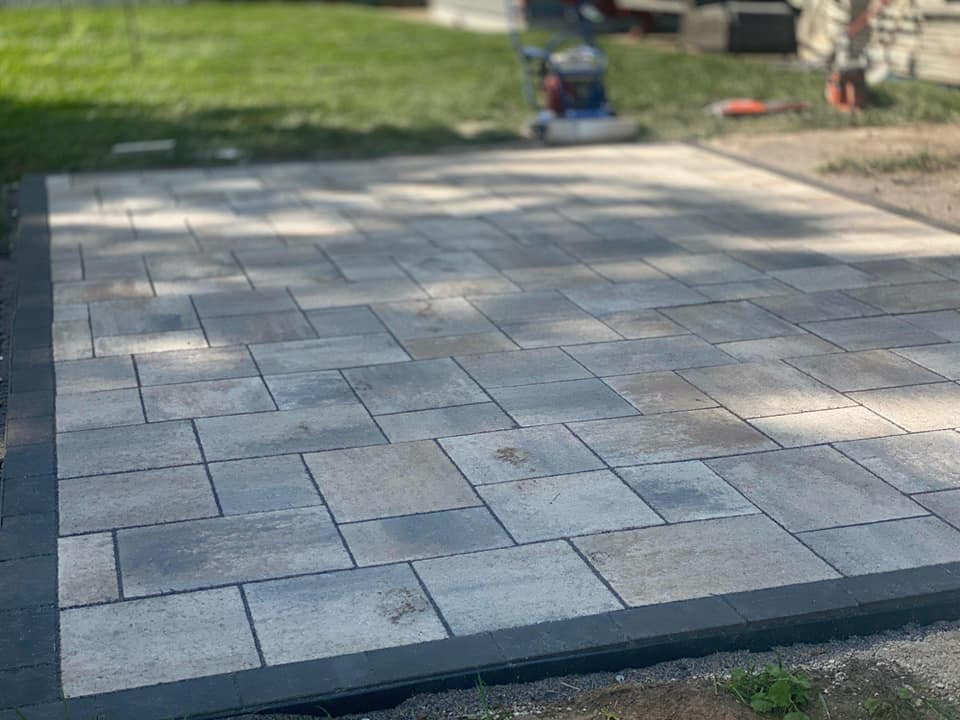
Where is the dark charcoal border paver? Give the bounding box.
[4,171,960,720]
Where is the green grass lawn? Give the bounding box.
[1,2,959,180]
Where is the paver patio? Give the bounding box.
[5,143,960,717]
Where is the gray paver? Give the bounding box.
[645,253,762,285]
[56,388,144,432]
[596,309,688,339]
[749,406,903,447]
[571,408,776,465]
[834,430,960,492]
[707,446,922,532]
[564,280,706,314]
[376,403,514,442]
[456,347,591,388]
[245,565,448,664]
[575,514,838,606]
[196,405,384,461]
[374,298,496,339]
[344,358,488,414]
[58,533,118,607]
[340,507,511,565]
[250,334,409,374]
[618,461,757,523]
[679,361,852,418]
[201,311,316,346]
[306,306,387,337]
[263,371,357,411]
[209,455,322,515]
[895,343,960,379]
[501,317,620,349]
[89,297,199,337]
[694,278,795,301]
[490,378,638,426]
[803,316,946,351]
[752,291,882,323]
[57,420,202,478]
[415,541,622,635]
[304,440,478,522]
[192,289,298,317]
[134,346,257,386]
[900,311,960,342]
[565,336,734,376]
[850,383,960,432]
[402,331,518,359]
[847,281,960,314]
[771,264,878,292]
[468,290,586,324]
[59,465,218,534]
[716,335,841,362]
[94,329,208,356]
[141,377,275,421]
[478,470,662,542]
[440,425,603,484]
[914,489,960,527]
[56,356,137,394]
[788,349,944,391]
[800,516,960,575]
[53,320,93,361]
[118,506,351,596]
[662,301,803,343]
[54,279,154,304]
[603,371,716,414]
[60,588,260,696]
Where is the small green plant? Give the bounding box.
[865,686,959,720]
[476,674,496,720]
[720,658,812,720]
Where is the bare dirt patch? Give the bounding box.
[708,124,960,227]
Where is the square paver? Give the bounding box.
[617,461,757,522]
[56,388,144,432]
[570,409,776,465]
[478,470,662,542]
[59,465,218,534]
[209,455,322,515]
[440,425,603,484]
[60,588,259,697]
[375,403,514,442]
[850,383,960,431]
[662,301,803,343]
[895,343,960,380]
[304,440,479,522]
[374,298,496,339]
[339,506,511,565]
[787,349,943,391]
[457,348,591,388]
[117,506,351,596]
[574,515,838,606]
[58,533,119,607]
[707,446,922,532]
[753,291,881,323]
[134,346,258,386]
[89,297,199,337]
[834,430,960,492]
[201,311,316,346]
[565,336,734,376]
[244,565,447,664]
[603,371,716,414]
[344,358,488,414]
[490,378,638,426]
[55,356,137,394]
[414,541,622,635]
[250,334,409,374]
[141,377,275,421]
[306,306,387,337]
[750,406,903,447]
[800,516,960,575]
[196,405,384,461]
[679,361,852,418]
[803,316,946,351]
[57,420,202,478]
[263,371,357,410]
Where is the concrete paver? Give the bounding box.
[37,145,960,709]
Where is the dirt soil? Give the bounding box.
[708,123,960,228]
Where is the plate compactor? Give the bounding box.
[508,0,639,143]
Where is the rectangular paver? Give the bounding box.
[788,349,944,391]
[250,334,409,374]
[565,336,734,376]
[375,403,514,442]
[135,346,258,386]
[58,533,119,608]
[834,431,960,492]
[803,316,947,351]
[602,371,716,414]
[456,348,591,388]
[141,377,275,420]
[57,420,202,478]
[344,358,488,414]
[749,406,904,447]
[662,301,803,343]
[56,388,144,432]
[490,378,638,426]
[850,383,960,431]
[209,455,322,515]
